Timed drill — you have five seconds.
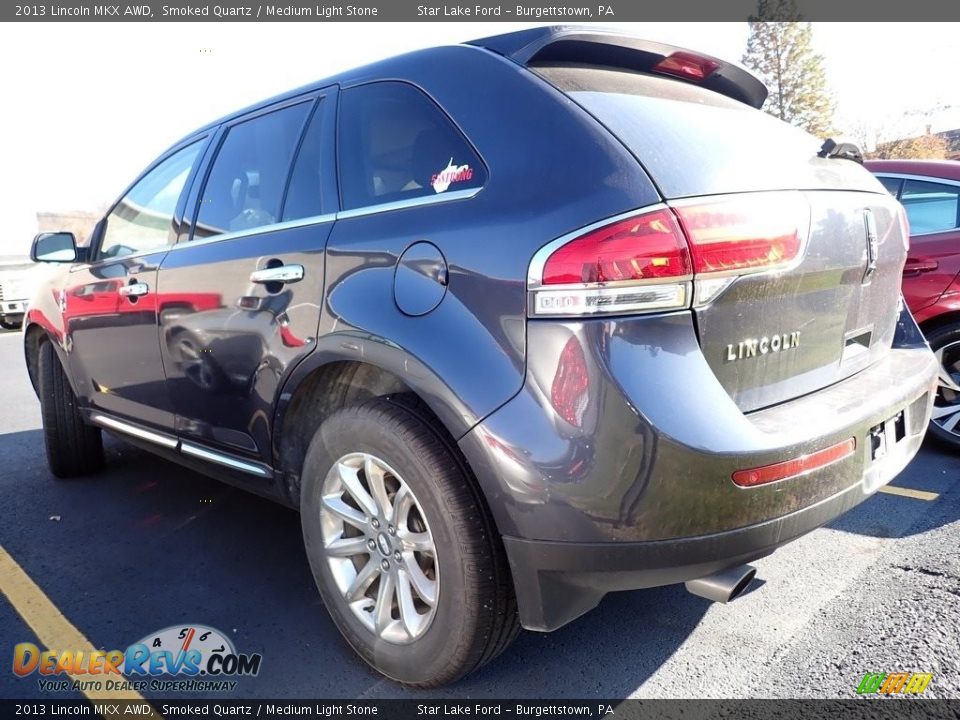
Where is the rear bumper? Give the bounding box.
[503,477,902,630]
[459,307,936,630]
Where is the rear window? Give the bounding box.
[535,66,837,199]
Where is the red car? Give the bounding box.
[867,159,960,445]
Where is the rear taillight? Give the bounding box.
[529,192,809,318]
[672,193,807,275]
[653,52,720,82]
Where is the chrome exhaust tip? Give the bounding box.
[684,564,757,604]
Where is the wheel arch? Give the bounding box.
[271,337,482,510]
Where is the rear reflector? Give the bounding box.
[732,438,856,488]
[551,336,590,427]
[653,52,720,81]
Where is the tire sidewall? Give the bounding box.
[300,404,476,684]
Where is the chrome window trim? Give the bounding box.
[873,172,960,190]
[89,414,178,449]
[181,442,271,477]
[336,187,481,220]
[172,212,338,251]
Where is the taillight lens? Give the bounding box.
[529,192,808,318]
[551,337,590,427]
[673,193,806,275]
[542,210,691,284]
[653,52,720,81]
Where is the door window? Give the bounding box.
[194,102,312,240]
[338,82,485,211]
[901,179,960,234]
[98,141,202,260]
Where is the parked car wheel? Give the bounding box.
[300,398,518,687]
[925,324,960,447]
[37,340,104,477]
[0,318,21,330]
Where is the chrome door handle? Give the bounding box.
[119,282,149,297]
[250,264,304,284]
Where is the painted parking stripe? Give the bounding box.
[0,545,158,719]
[878,485,940,501]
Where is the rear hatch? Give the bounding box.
[536,65,907,412]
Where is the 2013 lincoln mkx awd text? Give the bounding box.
[23,27,938,686]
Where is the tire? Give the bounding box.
[926,323,960,448]
[0,318,21,330]
[300,398,519,687]
[37,340,104,478]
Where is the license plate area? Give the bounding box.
[868,411,906,462]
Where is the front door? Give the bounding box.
[157,92,336,461]
[65,140,206,429]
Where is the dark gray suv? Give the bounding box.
[24,27,937,686]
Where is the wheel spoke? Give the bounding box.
[365,456,392,520]
[935,346,960,392]
[337,462,378,517]
[322,495,368,530]
[326,535,370,558]
[396,568,423,636]
[393,484,414,526]
[403,554,437,606]
[942,408,960,432]
[399,530,433,554]
[374,571,396,633]
[346,558,379,602]
[932,403,960,420]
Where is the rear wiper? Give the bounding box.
[818,138,864,164]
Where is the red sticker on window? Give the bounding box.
[431,158,474,194]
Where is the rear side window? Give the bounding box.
[877,176,903,197]
[338,82,485,211]
[194,102,311,240]
[99,141,202,260]
[536,66,826,199]
[900,179,960,234]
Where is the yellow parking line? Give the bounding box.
[0,545,158,719]
[878,485,939,501]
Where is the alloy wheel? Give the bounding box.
[932,340,960,436]
[319,452,439,644]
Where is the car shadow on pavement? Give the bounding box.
[0,428,714,700]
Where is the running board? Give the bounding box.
[88,413,271,478]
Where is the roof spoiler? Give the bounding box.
[467,26,768,109]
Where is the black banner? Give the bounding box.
[5,0,960,21]
[2,700,959,720]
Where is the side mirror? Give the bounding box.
[31,232,78,263]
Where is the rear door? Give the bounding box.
[157,90,337,464]
[65,139,206,428]
[877,174,960,313]
[537,66,908,412]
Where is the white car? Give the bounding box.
[0,258,39,329]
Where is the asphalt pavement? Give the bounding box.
[0,327,957,700]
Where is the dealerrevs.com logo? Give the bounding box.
[13,624,262,693]
[856,671,933,695]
